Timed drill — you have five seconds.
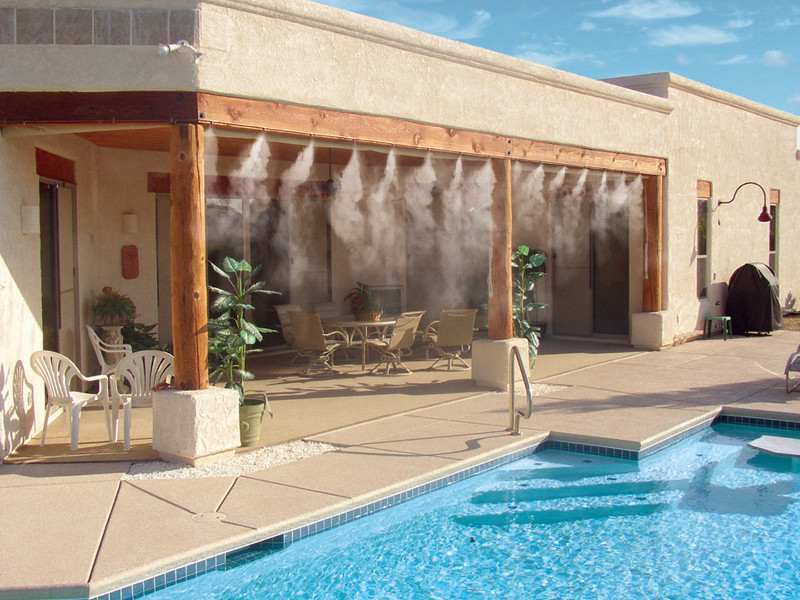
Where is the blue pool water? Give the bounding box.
[148,424,800,599]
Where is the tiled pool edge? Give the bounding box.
[88,441,545,600]
[88,413,800,600]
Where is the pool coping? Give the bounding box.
[86,411,800,600]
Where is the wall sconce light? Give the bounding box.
[20,205,40,234]
[716,181,772,222]
[121,212,139,234]
[157,40,203,63]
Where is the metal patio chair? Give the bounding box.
[424,309,477,370]
[366,312,424,375]
[288,311,348,375]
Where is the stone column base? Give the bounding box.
[631,311,669,350]
[472,338,529,392]
[152,388,240,466]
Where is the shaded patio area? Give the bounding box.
[4,339,640,464]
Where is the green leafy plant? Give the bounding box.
[121,321,160,352]
[90,286,136,326]
[207,257,278,408]
[511,245,547,363]
[343,281,382,314]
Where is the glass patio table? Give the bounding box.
[322,317,397,370]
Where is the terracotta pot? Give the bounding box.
[354,310,383,322]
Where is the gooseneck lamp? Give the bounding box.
[716,181,772,222]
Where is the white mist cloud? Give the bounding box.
[717,54,748,65]
[763,50,789,67]
[788,93,800,105]
[317,1,490,41]
[448,10,492,41]
[650,25,738,47]
[516,44,598,68]
[676,53,691,65]
[579,20,597,31]
[726,18,753,29]
[591,0,700,20]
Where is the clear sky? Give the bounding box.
[313,0,800,117]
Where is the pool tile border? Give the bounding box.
[90,414,800,600]
[90,442,544,600]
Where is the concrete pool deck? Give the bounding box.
[3,331,800,599]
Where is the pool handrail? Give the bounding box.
[508,345,533,435]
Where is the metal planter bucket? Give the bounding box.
[239,396,267,447]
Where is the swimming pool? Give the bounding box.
[145,423,800,599]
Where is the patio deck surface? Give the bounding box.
[3,332,800,599]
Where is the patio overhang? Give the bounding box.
[1,90,666,388]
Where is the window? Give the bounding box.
[769,189,779,274]
[696,181,712,299]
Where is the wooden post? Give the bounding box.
[488,158,514,339]
[642,174,663,312]
[170,124,209,390]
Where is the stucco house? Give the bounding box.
[1,0,798,458]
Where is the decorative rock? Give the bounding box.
[152,387,240,466]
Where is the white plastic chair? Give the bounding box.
[110,351,174,451]
[86,324,132,375]
[30,350,112,451]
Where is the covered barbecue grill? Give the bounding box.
[727,262,783,334]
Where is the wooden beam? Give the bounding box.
[488,158,514,340]
[198,94,510,158]
[642,175,663,312]
[5,90,667,176]
[511,139,666,176]
[198,93,666,176]
[697,180,712,199]
[0,91,199,124]
[170,124,209,390]
[35,148,76,185]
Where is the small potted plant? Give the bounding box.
[344,282,383,321]
[207,257,278,446]
[90,286,136,345]
[511,245,548,365]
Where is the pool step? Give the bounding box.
[498,463,639,483]
[470,479,688,505]
[453,503,668,526]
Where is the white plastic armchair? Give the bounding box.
[30,350,112,451]
[86,324,132,375]
[110,351,174,451]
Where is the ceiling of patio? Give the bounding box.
[75,126,430,167]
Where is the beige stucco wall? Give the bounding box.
[0,136,45,455]
[606,73,800,343]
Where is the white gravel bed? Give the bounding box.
[529,382,567,395]
[124,440,337,480]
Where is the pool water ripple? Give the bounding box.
[146,424,800,600]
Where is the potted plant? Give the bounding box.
[207,257,278,446]
[511,245,548,365]
[90,286,136,345]
[344,282,383,321]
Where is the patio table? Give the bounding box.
[323,317,397,370]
